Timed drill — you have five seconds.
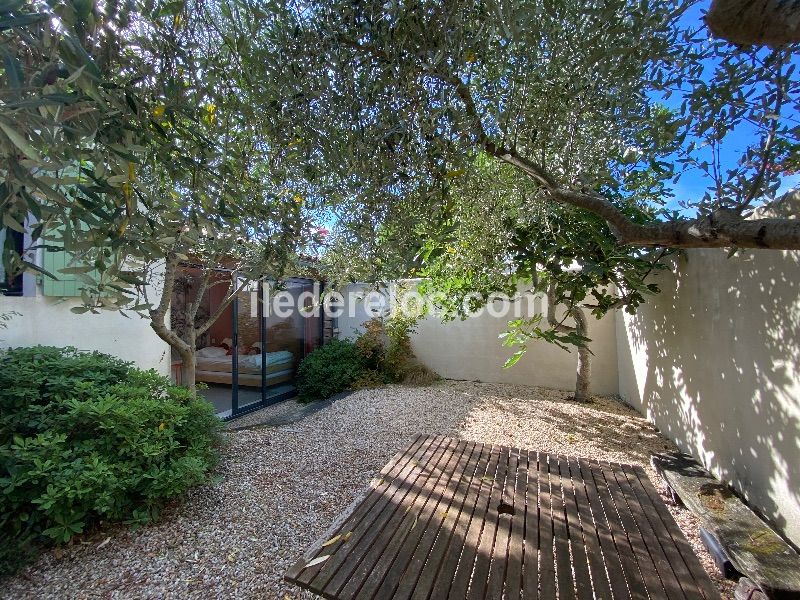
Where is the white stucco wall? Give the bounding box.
[616,249,800,546]
[336,282,619,396]
[1,282,171,377]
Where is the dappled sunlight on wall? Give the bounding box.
[617,249,800,545]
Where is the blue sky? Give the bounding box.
[656,2,799,212]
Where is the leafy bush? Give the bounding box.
[351,368,386,390]
[297,313,438,402]
[296,339,367,402]
[353,318,386,372]
[358,315,439,385]
[0,346,222,577]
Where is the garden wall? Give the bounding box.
[336,282,620,395]
[338,265,800,547]
[616,249,800,546]
[0,275,171,377]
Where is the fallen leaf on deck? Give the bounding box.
[302,555,331,569]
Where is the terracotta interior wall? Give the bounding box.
[199,278,321,366]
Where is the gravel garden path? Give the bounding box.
[2,381,734,599]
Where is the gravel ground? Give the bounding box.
[2,381,735,599]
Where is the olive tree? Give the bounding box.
[236,0,798,398]
[1,0,317,390]
[247,0,797,250]
[415,156,667,401]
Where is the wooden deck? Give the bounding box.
[285,435,720,599]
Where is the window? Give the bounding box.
[0,228,24,296]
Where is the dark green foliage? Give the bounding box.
[0,346,222,577]
[296,339,367,402]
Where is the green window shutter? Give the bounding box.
[42,238,83,297]
[41,233,100,297]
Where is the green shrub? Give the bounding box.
[353,318,386,372]
[351,369,386,390]
[296,339,366,402]
[356,315,439,385]
[0,346,222,577]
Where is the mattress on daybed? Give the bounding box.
[195,350,294,375]
[196,368,294,387]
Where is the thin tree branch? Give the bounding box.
[195,274,251,337]
[740,54,785,210]
[148,251,190,351]
[546,284,576,334]
[341,39,800,250]
[440,74,800,249]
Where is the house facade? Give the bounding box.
[0,227,170,376]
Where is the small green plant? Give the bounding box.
[296,339,367,402]
[0,346,222,577]
[351,369,386,390]
[356,313,439,386]
[354,318,386,372]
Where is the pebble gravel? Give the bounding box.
[2,381,734,599]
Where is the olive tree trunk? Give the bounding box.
[572,306,591,402]
[179,331,197,394]
[546,285,591,402]
[146,252,250,395]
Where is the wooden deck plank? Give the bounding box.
[625,463,722,600]
[285,436,720,600]
[373,440,477,599]
[427,443,498,600]
[586,459,649,600]
[467,445,513,600]
[409,443,490,600]
[559,456,593,600]
[550,455,576,600]
[538,454,557,600]
[285,434,430,585]
[522,450,540,600]
[609,462,688,599]
[616,463,706,600]
[576,458,630,599]
[596,459,667,597]
[334,437,462,599]
[501,448,528,600]
[307,436,451,593]
[445,444,504,600]
[568,456,614,599]
[484,447,519,600]
[394,441,484,600]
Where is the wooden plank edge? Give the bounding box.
[652,452,800,598]
[284,434,427,585]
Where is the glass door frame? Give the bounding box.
[227,276,320,420]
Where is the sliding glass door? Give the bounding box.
[229,277,320,418]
